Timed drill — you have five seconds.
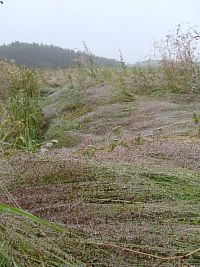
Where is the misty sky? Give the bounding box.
[0,0,200,63]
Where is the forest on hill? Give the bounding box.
[0,41,118,69]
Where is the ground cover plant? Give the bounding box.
[0,25,200,266]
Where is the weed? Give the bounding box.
[153,127,164,141]
[82,41,98,79]
[66,69,75,89]
[0,67,42,151]
[113,50,137,101]
[192,111,200,136]
[135,133,144,145]
[82,145,98,158]
[154,24,200,94]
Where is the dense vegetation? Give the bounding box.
[0,41,119,69]
[0,25,200,266]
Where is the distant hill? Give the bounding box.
[134,59,160,67]
[0,41,118,69]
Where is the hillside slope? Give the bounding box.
[1,77,200,266]
[0,42,118,69]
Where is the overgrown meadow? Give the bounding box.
[1,26,200,266]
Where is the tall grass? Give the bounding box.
[0,61,17,99]
[0,67,41,151]
[0,203,83,266]
[154,24,200,94]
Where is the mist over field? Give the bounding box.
[0,0,200,63]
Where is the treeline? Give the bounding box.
[0,41,118,69]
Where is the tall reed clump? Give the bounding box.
[0,60,17,99]
[66,42,106,90]
[129,64,158,95]
[154,24,200,94]
[1,67,41,151]
[113,50,136,101]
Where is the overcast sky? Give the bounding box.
[0,0,199,63]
